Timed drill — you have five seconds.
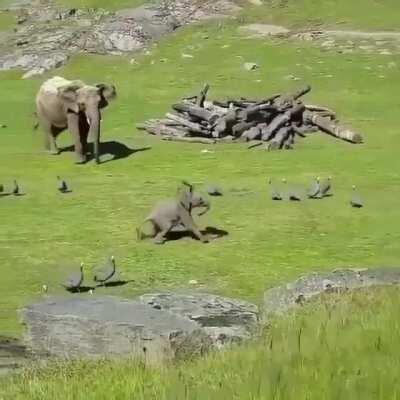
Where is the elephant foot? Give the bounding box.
[154,238,166,245]
[50,149,60,155]
[75,155,87,165]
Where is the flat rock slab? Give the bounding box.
[239,24,290,38]
[140,293,259,347]
[21,293,259,363]
[263,267,400,319]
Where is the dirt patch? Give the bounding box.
[239,23,400,55]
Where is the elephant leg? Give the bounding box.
[67,113,86,164]
[78,113,90,156]
[153,223,173,245]
[38,117,61,155]
[180,212,209,243]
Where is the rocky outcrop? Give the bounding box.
[20,293,259,364]
[0,0,241,77]
[140,293,259,348]
[263,267,400,319]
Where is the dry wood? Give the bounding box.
[267,126,293,150]
[196,83,210,107]
[172,102,217,123]
[304,111,363,143]
[165,113,210,135]
[162,136,216,144]
[139,83,363,150]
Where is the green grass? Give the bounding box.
[0,10,15,32]
[2,287,400,399]
[56,0,146,10]
[0,14,400,337]
[240,0,400,30]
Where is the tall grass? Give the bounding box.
[2,287,400,399]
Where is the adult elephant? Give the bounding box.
[35,76,116,164]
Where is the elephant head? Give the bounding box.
[57,82,116,164]
[178,181,210,216]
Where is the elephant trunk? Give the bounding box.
[87,107,101,164]
[197,201,210,216]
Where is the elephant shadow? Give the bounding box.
[166,226,229,242]
[60,141,150,164]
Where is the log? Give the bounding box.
[247,141,263,149]
[237,103,275,122]
[232,121,258,138]
[241,125,261,141]
[196,83,210,107]
[261,113,291,141]
[143,123,190,137]
[165,113,210,135]
[213,110,238,137]
[304,111,363,143]
[274,85,311,111]
[283,133,295,149]
[267,126,293,150]
[292,123,318,137]
[162,136,216,144]
[172,102,217,123]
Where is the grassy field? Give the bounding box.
[0,0,400,397]
[241,0,400,30]
[2,287,400,399]
[56,0,145,10]
[1,14,400,336]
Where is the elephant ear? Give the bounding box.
[178,181,194,212]
[96,83,117,100]
[57,83,82,113]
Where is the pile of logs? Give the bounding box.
[137,84,363,149]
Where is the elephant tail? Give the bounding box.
[33,112,39,131]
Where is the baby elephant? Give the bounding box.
[137,183,210,244]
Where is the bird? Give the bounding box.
[268,178,282,201]
[205,184,223,196]
[320,176,332,197]
[61,262,84,292]
[12,180,20,196]
[93,256,116,286]
[350,185,363,208]
[283,179,301,201]
[57,176,70,193]
[307,177,321,199]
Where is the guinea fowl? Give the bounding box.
[205,185,223,196]
[350,185,363,208]
[94,256,116,286]
[283,179,301,201]
[61,262,84,292]
[268,178,282,201]
[307,177,321,199]
[320,176,332,197]
[57,176,70,193]
[12,180,20,196]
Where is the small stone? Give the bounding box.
[321,40,335,48]
[181,53,194,59]
[244,62,259,71]
[22,67,46,79]
[129,58,138,65]
[188,280,198,285]
[221,44,230,49]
